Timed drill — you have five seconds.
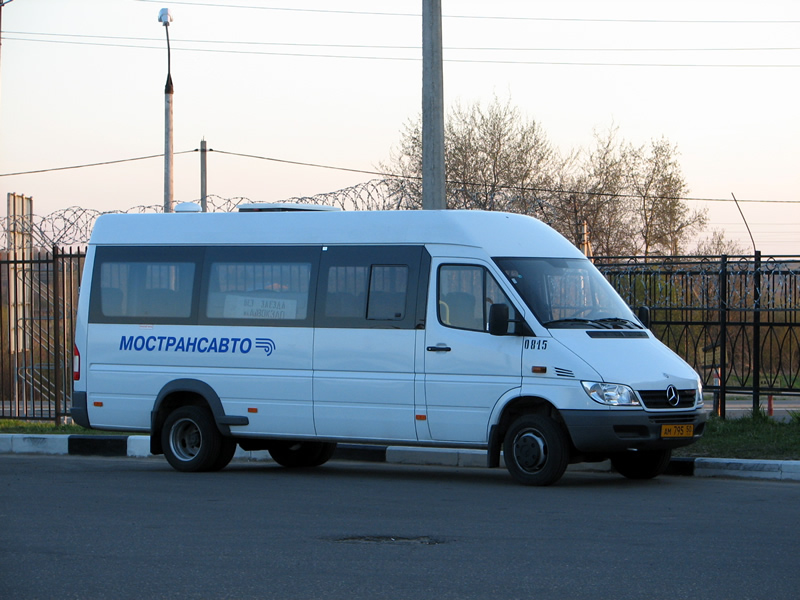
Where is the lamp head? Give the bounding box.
[158,8,173,26]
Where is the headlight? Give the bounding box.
[582,381,640,406]
[696,381,704,408]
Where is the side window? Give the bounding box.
[202,247,317,325]
[324,264,408,320]
[438,265,518,332]
[318,246,422,329]
[368,266,408,320]
[90,247,200,323]
[325,265,368,318]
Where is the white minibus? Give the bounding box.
[71,206,706,485]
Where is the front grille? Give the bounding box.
[637,389,696,410]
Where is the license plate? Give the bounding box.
[661,424,694,438]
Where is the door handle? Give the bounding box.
[426,345,452,352]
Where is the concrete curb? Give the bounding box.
[1,434,798,481]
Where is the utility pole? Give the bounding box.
[200,139,207,212]
[422,0,446,210]
[159,8,174,213]
[1,1,19,160]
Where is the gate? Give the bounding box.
[0,247,84,421]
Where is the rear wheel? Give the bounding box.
[268,441,337,468]
[503,414,569,486]
[161,406,231,472]
[611,449,672,480]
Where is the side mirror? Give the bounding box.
[488,303,510,336]
[637,306,651,329]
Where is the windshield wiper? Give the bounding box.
[594,317,643,330]
[541,318,611,329]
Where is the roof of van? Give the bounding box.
[89,209,584,258]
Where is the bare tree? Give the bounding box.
[556,127,638,256]
[381,100,706,258]
[625,137,707,256]
[379,96,560,217]
[692,229,747,255]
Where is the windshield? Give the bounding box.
[494,257,641,329]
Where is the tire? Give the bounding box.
[210,437,238,471]
[503,414,569,486]
[611,449,672,480]
[268,441,338,468]
[161,406,229,472]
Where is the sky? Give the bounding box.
[0,0,798,254]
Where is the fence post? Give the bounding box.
[718,255,728,418]
[752,250,761,416]
[52,245,62,423]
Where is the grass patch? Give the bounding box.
[0,419,128,435]
[674,411,800,460]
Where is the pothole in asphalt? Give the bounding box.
[331,535,444,545]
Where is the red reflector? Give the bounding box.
[415,414,427,421]
[248,407,258,413]
[73,345,81,381]
[93,401,103,407]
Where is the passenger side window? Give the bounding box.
[100,262,195,318]
[324,264,409,321]
[367,266,408,321]
[91,247,200,323]
[438,265,518,332]
[318,246,423,329]
[325,265,368,318]
[203,247,316,325]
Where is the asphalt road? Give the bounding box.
[2,455,799,600]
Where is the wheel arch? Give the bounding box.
[150,379,237,456]
[487,394,568,468]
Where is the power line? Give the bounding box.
[208,149,799,205]
[0,150,196,177]
[1,147,796,206]
[133,1,800,24]
[5,35,798,68]
[7,31,799,53]
[210,149,386,177]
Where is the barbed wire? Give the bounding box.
[0,178,429,249]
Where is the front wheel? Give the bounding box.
[503,414,569,486]
[611,449,672,480]
[268,441,337,468]
[161,405,232,472]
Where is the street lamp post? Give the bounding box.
[159,8,174,213]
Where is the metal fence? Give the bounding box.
[596,252,800,417]
[1,247,84,421]
[1,248,798,422]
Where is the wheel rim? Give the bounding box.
[169,418,202,461]
[512,428,547,473]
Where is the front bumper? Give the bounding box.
[561,408,707,453]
